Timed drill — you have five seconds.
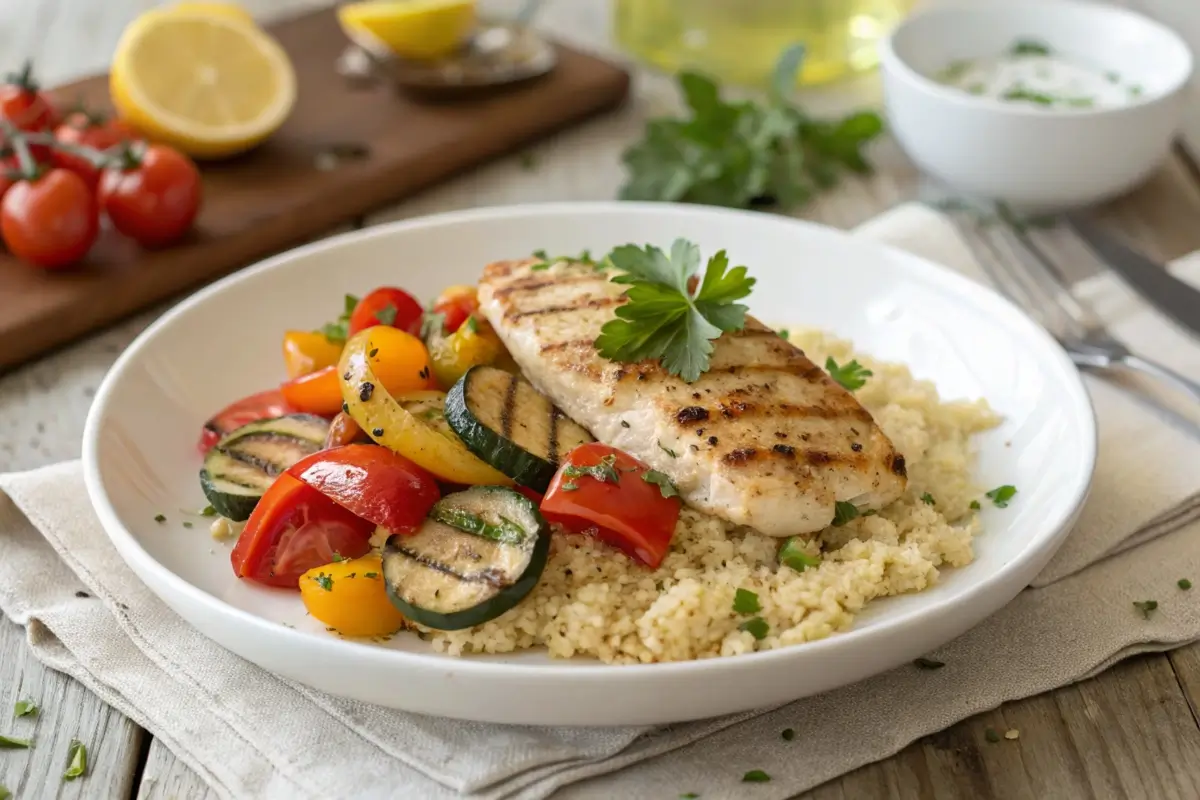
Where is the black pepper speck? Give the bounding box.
[359,382,375,401]
[373,428,384,437]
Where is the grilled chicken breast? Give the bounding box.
[476,258,907,537]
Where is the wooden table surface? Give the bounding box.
[2,1,1200,798]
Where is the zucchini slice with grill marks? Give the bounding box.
[382,485,550,630]
[445,366,594,492]
[199,414,329,521]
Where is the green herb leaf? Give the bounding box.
[831,501,861,527]
[182,520,193,529]
[0,735,31,749]
[1179,579,1192,590]
[561,454,621,487]
[658,441,678,458]
[680,794,699,800]
[375,303,398,327]
[64,739,87,780]
[777,329,789,341]
[825,357,872,391]
[641,469,679,499]
[201,505,217,517]
[913,657,945,670]
[0,782,10,800]
[739,617,769,640]
[529,249,606,272]
[1009,38,1052,57]
[331,552,345,563]
[465,316,480,333]
[985,485,1017,508]
[969,500,981,510]
[779,537,821,572]
[364,571,379,579]
[781,728,795,741]
[1134,600,1158,619]
[314,574,333,592]
[318,294,360,343]
[732,588,761,615]
[595,240,755,382]
[619,46,882,211]
[154,513,166,524]
[984,727,1001,743]
[420,310,448,341]
[14,699,38,718]
[742,769,771,783]
[921,492,935,506]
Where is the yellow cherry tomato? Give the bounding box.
[428,315,505,390]
[299,554,406,637]
[282,330,344,379]
[362,325,435,396]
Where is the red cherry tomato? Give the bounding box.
[198,388,298,453]
[53,112,139,189]
[97,143,201,248]
[0,62,55,133]
[430,285,479,334]
[231,474,376,588]
[348,287,424,337]
[0,167,98,269]
[541,443,681,569]
[287,444,440,534]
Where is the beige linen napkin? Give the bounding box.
[1,203,1198,800]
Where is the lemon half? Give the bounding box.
[167,2,256,24]
[110,11,296,159]
[337,0,476,62]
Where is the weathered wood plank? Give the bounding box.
[0,617,145,799]
[137,744,218,800]
[1168,640,1200,735]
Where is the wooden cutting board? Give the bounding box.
[0,7,630,372]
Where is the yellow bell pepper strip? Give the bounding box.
[299,554,407,637]
[282,330,344,379]
[428,314,506,390]
[339,331,511,485]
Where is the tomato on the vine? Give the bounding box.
[97,143,201,248]
[0,167,98,269]
[0,62,56,161]
[53,111,139,189]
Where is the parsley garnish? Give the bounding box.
[375,303,398,326]
[1134,600,1158,619]
[921,492,935,505]
[969,500,981,510]
[465,316,479,333]
[182,521,193,529]
[1179,579,1192,590]
[529,249,606,271]
[831,501,861,527]
[318,294,360,343]
[658,440,678,458]
[561,454,621,488]
[0,735,31,749]
[732,588,761,614]
[331,552,345,563]
[620,45,882,210]
[595,239,755,382]
[1010,38,1052,57]
[14,699,38,718]
[642,469,679,498]
[420,309,448,340]
[985,485,1017,508]
[154,513,166,524]
[64,739,87,780]
[777,328,789,340]
[201,505,216,516]
[779,537,821,572]
[984,728,1001,743]
[739,617,769,640]
[680,794,699,800]
[742,769,771,783]
[781,728,795,741]
[913,657,945,670]
[364,572,379,579]
[314,574,334,592]
[825,357,872,391]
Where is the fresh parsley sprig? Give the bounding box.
[317,293,360,343]
[595,239,755,382]
[619,45,884,210]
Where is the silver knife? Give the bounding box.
[1066,214,1200,341]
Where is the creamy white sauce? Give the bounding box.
[935,39,1142,110]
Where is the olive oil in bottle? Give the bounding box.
[612,0,915,87]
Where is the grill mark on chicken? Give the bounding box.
[679,400,872,424]
[540,338,598,354]
[492,273,608,299]
[506,295,624,321]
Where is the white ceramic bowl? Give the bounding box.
[880,0,1193,210]
[82,203,1096,726]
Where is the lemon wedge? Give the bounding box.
[166,2,256,25]
[338,0,476,62]
[110,11,296,159]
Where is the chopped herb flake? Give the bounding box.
[985,485,1017,508]
[182,521,193,529]
[375,303,398,326]
[779,537,821,572]
[969,500,981,510]
[777,329,789,340]
[364,572,379,579]
[0,783,9,800]
[831,500,861,527]
[620,420,631,428]
[530,249,606,271]
[319,294,360,343]
[331,552,345,563]
[1009,39,1052,57]
[742,769,771,783]
[562,454,621,488]
[921,492,935,505]
[0,734,31,749]
[781,728,795,741]
[913,657,945,670]
[658,441,678,458]
[739,617,769,640]
[1134,600,1158,619]
[64,739,87,780]
[201,505,217,516]
[315,574,334,592]
[519,151,537,171]
[733,588,761,614]
[562,481,579,492]
[984,727,1001,743]
[1179,579,1192,590]
[825,357,872,391]
[14,699,38,718]
[680,794,699,800]
[642,469,679,498]
[465,316,480,333]
[154,513,166,523]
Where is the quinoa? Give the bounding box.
[420,331,1000,663]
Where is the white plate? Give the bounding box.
[82,202,1096,726]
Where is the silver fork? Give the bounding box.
[934,200,1200,409]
